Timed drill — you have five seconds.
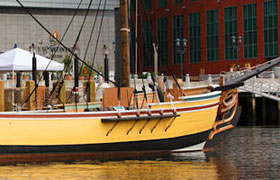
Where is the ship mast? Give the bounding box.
[120,0,130,87]
[135,0,138,75]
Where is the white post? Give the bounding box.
[153,43,158,80]
[147,73,152,82]
[185,73,190,88]
[134,74,138,90]
[185,73,190,83]
[271,72,275,79]
[208,74,212,84]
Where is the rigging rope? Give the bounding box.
[90,0,108,66]
[139,0,159,48]
[72,0,93,51]
[65,0,94,109]
[78,0,105,80]
[78,0,104,77]
[15,0,117,86]
[20,0,84,108]
[139,0,183,93]
[81,0,108,109]
[83,0,103,61]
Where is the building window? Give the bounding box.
[157,17,168,66]
[173,15,184,64]
[174,0,183,5]
[158,0,167,8]
[143,20,153,67]
[143,0,151,10]
[243,3,257,59]
[131,0,135,12]
[189,12,201,63]
[206,9,219,62]
[224,6,237,60]
[264,0,278,58]
[190,0,197,2]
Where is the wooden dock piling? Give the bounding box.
[26,81,35,111]
[0,81,4,111]
[83,81,95,102]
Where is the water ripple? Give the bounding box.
[0,127,279,180]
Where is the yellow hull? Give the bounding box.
[0,91,221,153]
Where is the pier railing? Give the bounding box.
[221,63,280,101]
[239,77,280,101]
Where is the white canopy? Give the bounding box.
[0,48,64,71]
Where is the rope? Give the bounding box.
[16,0,117,86]
[83,0,103,61]
[20,0,84,109]
[72,0,93,50]
[67,0,93,111]
[91,0,108,66]
[82,0,108,109]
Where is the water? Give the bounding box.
[0,127,279,180]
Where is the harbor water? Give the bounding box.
[0,127,279,180]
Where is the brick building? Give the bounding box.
[134,0,279,77]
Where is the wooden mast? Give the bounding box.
[120,0,130,87]
[135,0,138,75]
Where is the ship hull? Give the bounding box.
[0,129,210,154]
[0,91,221,163]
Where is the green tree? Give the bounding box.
[62,54,73,74]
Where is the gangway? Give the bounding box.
[219,57,280,101]
[240,78,280,101]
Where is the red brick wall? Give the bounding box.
[136,0,280,76]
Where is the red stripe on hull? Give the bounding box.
[0,102,219,119]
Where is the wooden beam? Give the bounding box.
[120,0,130,87]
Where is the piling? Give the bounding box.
[251,96,256,126]
[238,93,256,126]
[264,98,279,125]
[239,94,280,126]
[256,97,267,125]
[84,81,95,102]
[0,81,4,111]
[26,81,35,111]
[53,81,66,105]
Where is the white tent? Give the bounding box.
[0,48,64,71]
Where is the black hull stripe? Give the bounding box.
[0,130,211,154]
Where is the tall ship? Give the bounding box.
[0,0,277,164]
